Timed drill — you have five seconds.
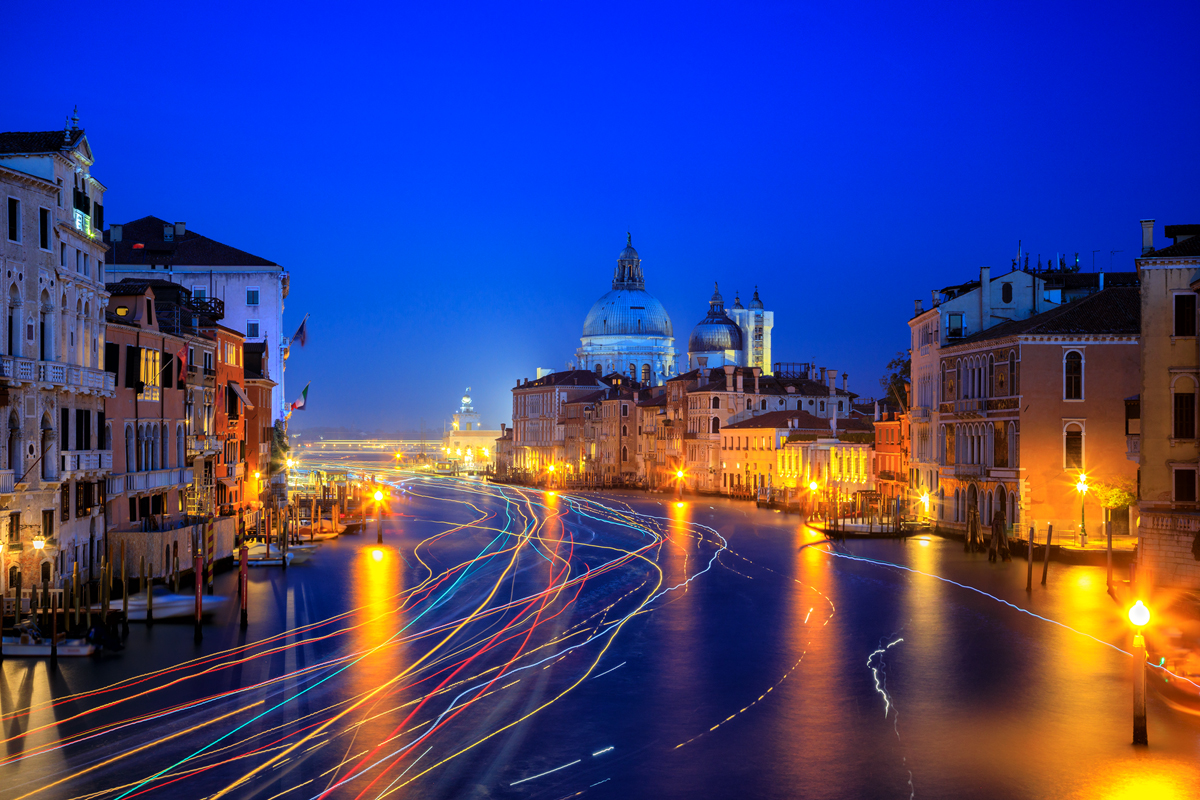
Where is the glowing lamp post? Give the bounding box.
[374,489,384,544]
[1129,600,1150,745]
[676,469,685,500]
[1076,473,1088,546]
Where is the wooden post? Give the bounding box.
[50,593,58,669]
[84,583,91,631]
[1026,525,1035,592]
[146,560,154,624]
[72,561,80,629]
[14,571,22,623]
[139,555,145,599]
[1133,631,1148,745]
[120,541,128,636]
[1106,514,1114,590]
[1041,524,1053,586]
[42,579,50,630]
[239,544,248,629]
[193,546,203,644]
[173,554,180,593]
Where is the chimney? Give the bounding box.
[819,367,826,382]
[980,266,991,328]
[874,400,880,421]
[175,221,186,238]
[915,299,923,316]
[111,224,122,242]
[931,289,938,308]
[827,372,836,393]
[163,224,174,242]
[841,372,848,391]
[736,370,744,393]
[724,365,735,392]
[752,367,760,394]
[1141,219,1155,255]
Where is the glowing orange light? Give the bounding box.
[808,481,818,492]
[676,470,684,479]
[1128,600,1150,628]
[371,548,383,562]
[374,490,383,502]
[675,502,684,508]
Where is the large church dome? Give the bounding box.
[581,237,674,338]
[583,290,673,337]
[688,284,742,352]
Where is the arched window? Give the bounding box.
[621,424,627,437]
[628,363,636,381]
[988,355,994,398]
[641,364,651,384]
[40,414,54,481]
[1064,422,1084,470]
[621,445,628,462]
[594,364,602,376]
[711,417,720,434]
[1002,282,1013,304]
[1064,351,1083,400]
[177,426,185,467]
[712,396,720,409]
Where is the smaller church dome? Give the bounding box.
[749,286,764,309]
[688,283,743,353]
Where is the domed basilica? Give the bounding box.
[576,236,678,385]
[575,236,773,385]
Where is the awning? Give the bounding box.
[228,381,254,409]
[218,476,239,488]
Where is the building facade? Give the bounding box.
[1135,220,1200,590]
[0,120,115,591]
[105,215,289,421]
[936,287,1139,537]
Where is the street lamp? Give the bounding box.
[1076,473,1089,546]
[676,469,685,500]
[1129,600,1150,745]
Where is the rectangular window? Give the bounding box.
[1175,468,1197,503]
[83,253,89,279]
[39,208,50,250]
[246,288,260,305]
[76,250,82,273]
[61,408,70,451]
[104,342,119,374]
[246,320,260,338]
[7,197,20,242]
[1176,294,1198,337]
[124,345,140,389]
[60,243,66,267]
[947,313,963,339]
[139,348,161,400]
[192,285,207,300]
[1175,392,1195,439]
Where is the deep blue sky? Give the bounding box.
[4,1,1197,432]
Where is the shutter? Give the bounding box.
[98,411,106,450]
[163,352,174,390]
[104,342,119,374]
[124,345,139,388]
[94,203,104,231]
[61,408,70,451]
[83,410,92,451]
[75,409,85,451]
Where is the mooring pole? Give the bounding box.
[1026,525,1035,592]
[1040,524,1053,586]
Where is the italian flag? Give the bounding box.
[290,383,310,412]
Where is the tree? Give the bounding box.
[1090,477,1136,511]
[879,351,911,411]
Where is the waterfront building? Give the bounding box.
[103,283,193,575]
[243,342,276,509]
[205,324,250,518]
[873,399,909,513]
[908,267,1057,520]
[105,216,289,421]
[510,369,611,478]
[441,388,501,473]
[1134,220,1200,590]
[575,237,677,385]
[0,118,115,591]
[936,286,1139,537]
[779,418,877,509]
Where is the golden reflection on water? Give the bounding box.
[349,544,407,741]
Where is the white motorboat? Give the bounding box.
[2,622,95,656]
[94,585,228,621]
[247,542,299,566]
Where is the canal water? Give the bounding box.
[3,479,1198,799]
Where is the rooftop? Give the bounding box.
[106,216,280,268]
[0,129,85,155]
[951,286,1140,345]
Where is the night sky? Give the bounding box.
[4,1,1197,433]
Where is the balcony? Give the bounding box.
[0,357,37,384]
[910,406,931,422]
[954,463,984,478]
[65,365,115,394]
[187,434,221,456]
[0,469,13,494]
[1127,434,1140,463]
[119,467,189,493]
[60,450,112,477]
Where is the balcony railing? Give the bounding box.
[118,467,189,493]
[60,450,113,474]
[0,357,37,383]
[1127,434,1140,462]
[187,434,221,455]
[910,407,931,422]
[955,463,984,477]
[0,469,13,493]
